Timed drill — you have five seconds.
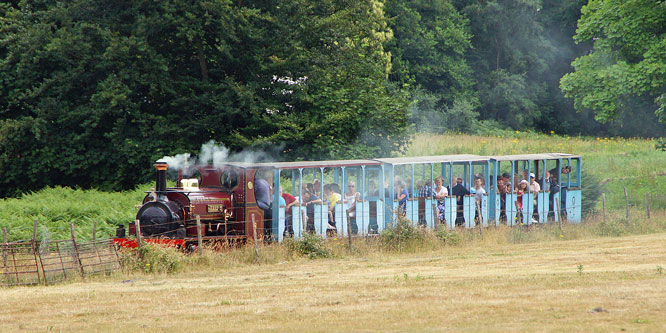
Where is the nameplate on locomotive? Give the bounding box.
[207,204,225,212]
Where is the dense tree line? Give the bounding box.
[0,0,664,196]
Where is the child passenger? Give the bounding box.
[324,184,341,230]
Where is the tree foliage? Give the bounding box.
[560,0,666,123]
[0,0,408,196]
[454,0,555,129]
[384,0,475,133]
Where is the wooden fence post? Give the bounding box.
[196,215,203,255]
[555,200,562,230]
[135,219,143,248]
[302,209,307,234]
[92,221,97,242]
[624,187,630,222]
[433,203,439,231]
[90,220,103,266]
[346,215,353,252]
[251,213,260,258]
[646,192,651,219]
[30,220,42,285]
[70,224,84,276]
[2,227,7,268]
[602,193,606,223]
[32,220,38,242]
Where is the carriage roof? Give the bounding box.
[215,159,382,170]
[209,153,579,170]
[372,154,489,165]
[490,153,580,161]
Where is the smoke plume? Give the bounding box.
[158,140,280,172]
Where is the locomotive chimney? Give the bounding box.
[154,162,169,194]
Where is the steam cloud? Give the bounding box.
[158,140,278,172]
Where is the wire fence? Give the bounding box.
[1,223,121,288]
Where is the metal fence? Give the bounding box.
[1,223,121,287]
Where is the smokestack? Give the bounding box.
[154,162,169,194]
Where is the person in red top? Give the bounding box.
[281,187,297,208]
[516,180,528,224]
[280,186,298,237]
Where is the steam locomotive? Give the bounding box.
[115,161,266,247]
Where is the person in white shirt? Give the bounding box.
[473,178,486,225]
[344,181,361,233]
[529,173,541,223]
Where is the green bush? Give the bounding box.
[655,139,666,151]
[286,233,331,259]
[120,244,184,274]
[436,229,461,245]
[380,214,424,251]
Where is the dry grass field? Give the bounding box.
[2,231,665,332]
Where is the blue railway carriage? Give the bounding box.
[249,159,384,241]
[490,153,582,226]
[258,153,581,241]
[372,155,493,230]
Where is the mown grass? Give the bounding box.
[2,231,666,332]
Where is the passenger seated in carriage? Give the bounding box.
[302,185,321,233]
[417,179,432,197]
[434,176,448,225]
[416,179,433,226]
[548,174,560,219]
[549,166,570,218]
[368,179,379,197]
[254,172,272,236]
[539,171,552,192]
[497,175,508,222]
[324,184,341,231]
[395,180,409,216]
[451,177,470,227]
[345,181,360,233]
[516,180,529,223]
[313,179,322,198]
[405,178,413,197]
[528,173,541,221]
[513,174,521,190]
[280,186,298,237]
[473,178,486,224]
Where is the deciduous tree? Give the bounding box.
[560,0,666,123]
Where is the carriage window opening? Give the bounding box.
[569,159,580,187]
